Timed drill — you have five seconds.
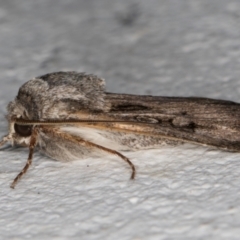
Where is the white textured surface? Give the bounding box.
[1,1,240,239]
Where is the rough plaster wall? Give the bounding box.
[0,0,240,239]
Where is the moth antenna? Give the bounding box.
[10,129,38,189]
[15,118,141,126]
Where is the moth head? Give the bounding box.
[1,97,33,146]
[6,77,41,142]
[1,71,110,147]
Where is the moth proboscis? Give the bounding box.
[1,71,240,188]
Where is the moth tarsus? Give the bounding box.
[1,71,240,188]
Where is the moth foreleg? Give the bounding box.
[10,129,38,189]
[42,128,136,180]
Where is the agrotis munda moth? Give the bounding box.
[1,71,240,188]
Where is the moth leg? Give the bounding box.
[43,128,136,179]
[91,144,136,179]
[10,129,38,189]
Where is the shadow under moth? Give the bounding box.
[1,71,240,188]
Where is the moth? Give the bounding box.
[1,71,240,188]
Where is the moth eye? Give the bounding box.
[14,124,32,137]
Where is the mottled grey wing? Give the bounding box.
[104,93,240,151]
